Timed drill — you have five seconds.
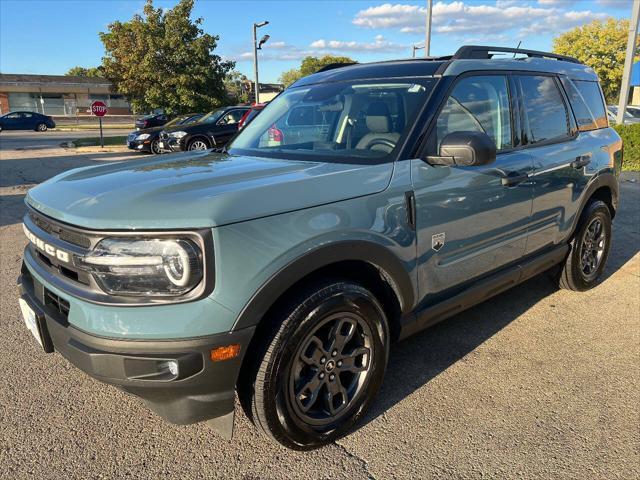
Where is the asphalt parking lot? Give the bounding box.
[0,132,638,479]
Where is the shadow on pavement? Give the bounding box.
[356,176,639,432]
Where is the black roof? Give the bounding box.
[293,59,446,87]
[291,45,584,87]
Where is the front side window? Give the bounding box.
[220,109,247,125]
[229,80,434,162]
[519,75,569,143]
[433,75,512,152]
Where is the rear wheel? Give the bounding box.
[558,200,612,291]
[36,123,47,132]
[187,138,209,151]
[243,280,389,450]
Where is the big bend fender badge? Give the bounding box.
[432,232,445,252]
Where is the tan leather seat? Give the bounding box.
[355,102,400,152]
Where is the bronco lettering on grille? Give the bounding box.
[23,224,70,263]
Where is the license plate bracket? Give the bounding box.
[19,297,54,353]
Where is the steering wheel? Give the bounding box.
[366,138,396,153]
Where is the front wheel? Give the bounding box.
[36,123,47,132]
[243,280,389,450]
[187,138,209,151]
[558,200,612,291]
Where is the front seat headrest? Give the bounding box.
[365,101,391,134]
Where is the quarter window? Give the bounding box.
[434,75,512,151]
[572,80,607,130]
[519,75,569,143]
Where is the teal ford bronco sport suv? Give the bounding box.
[19,46,622,450]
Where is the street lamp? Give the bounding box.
[412,44,425,58]
[253,21,269,104]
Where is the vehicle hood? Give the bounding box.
[26,151,393,229]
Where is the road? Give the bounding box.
[0,133,638,479]
[0,128,131,150]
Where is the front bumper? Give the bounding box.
[18,264,254,432]
[159,136,184,152]
[127,138,152,152]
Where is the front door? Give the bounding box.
[214,108,249,145]
[412,74,534,302]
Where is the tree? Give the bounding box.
[553,19,639,103]
[225,70,250,104]
[99,0,234,114]
[66,66,103,77]
[279,55,356,87]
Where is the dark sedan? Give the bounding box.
[0,111,55,132]
[135,113,169,130]
[159,105,250,152]
[127,113,203,154]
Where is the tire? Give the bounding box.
[150,139,161,154]
[243,280,390,450]
[36,123,47,132]
[558,200,612,291]
[187,138,209,151]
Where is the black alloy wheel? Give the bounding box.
[241,280,389,450]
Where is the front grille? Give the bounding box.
[28,210,91,248]
[127,133,137,142]
[44,288,70,319]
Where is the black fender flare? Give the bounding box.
[568,171,619,240]
[231,240,415,331]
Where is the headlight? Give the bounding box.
[78,238,203,297]
[169,131,187,139]
[136,133,150,140]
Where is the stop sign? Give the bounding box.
[91,100,108,117]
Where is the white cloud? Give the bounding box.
[309,35,406,52]
[352,1,608,38]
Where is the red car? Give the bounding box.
[238,103,267,130]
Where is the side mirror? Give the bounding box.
[427,131,497,167]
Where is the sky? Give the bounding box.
[0,0,632,83]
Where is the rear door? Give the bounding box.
[412,73,534,298]
[515,74,590,254]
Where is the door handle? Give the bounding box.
[571,153,592,169]
[501,172,530,186]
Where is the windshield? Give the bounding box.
[163,114,202,128]
[229,79,434,162]
[199,108,225,124]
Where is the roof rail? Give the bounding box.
[452,45,581,64]
[315,62,358,73]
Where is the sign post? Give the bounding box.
[90,101,108,147]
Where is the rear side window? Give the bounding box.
[519,75,570,144]
[561,79,607,130]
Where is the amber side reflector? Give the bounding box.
[210,344,241,362]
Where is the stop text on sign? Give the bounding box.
[91,101,108,117]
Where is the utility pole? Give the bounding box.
[617,0,640,125]
[424,0,433,57]
[253,21,269,104]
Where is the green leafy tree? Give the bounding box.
[225,70,250,104]
[553,18,639,103]
[279,55,356,87]
[66,66,103,77]
[99,0,233,114]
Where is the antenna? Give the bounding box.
[513,41,522,58]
